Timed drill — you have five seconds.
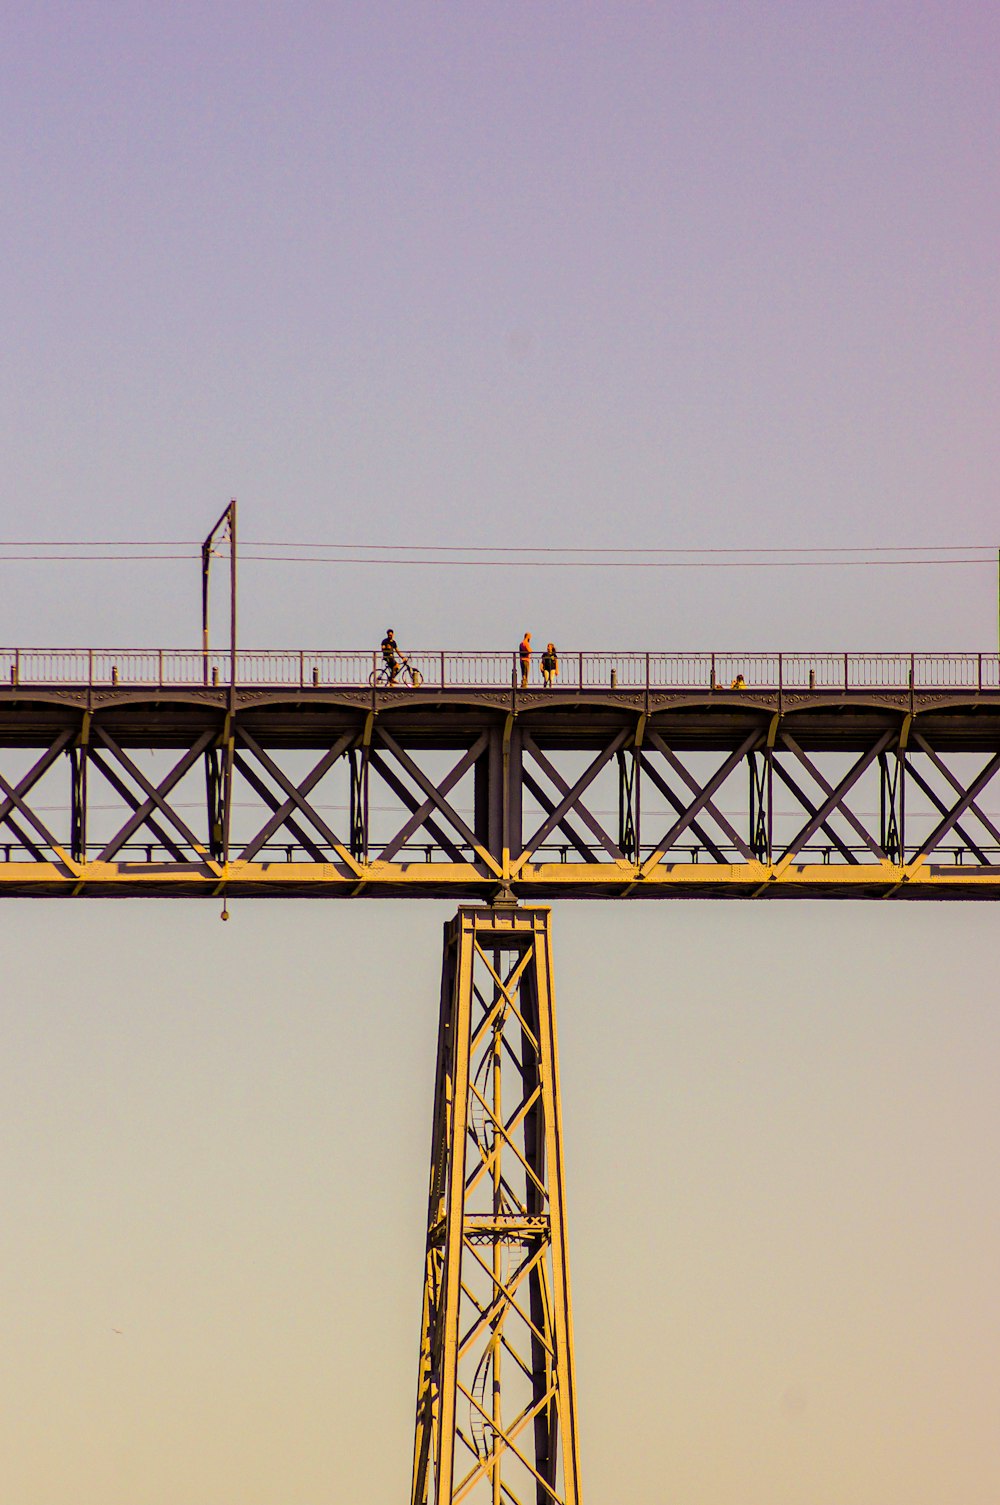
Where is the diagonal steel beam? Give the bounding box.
[912,733,1000,848]
[379,735,488,863]
[770,757,859,864]
[637,752,730,863]
[522,735,625,861]
[234,728,362,875]
[643,727,755,860]
[774,734,892,869]
[232,752,328,862]
[0,811,47,861]
[641,730,759,877]
[902,755,987,864]
[0,765,79,873]
[458,1283,540,1389]
[466,1083,547,1202]
[780,734,887,860]
[471,950,538,1052]
[454,1381,562,1505]
[512,730,629,876]
[522,770,598,863]
[461,1244,551,1358]
[368,750,468,864]
[94,728,217,862]
[236,733,355,862]
[375,728,503,876]
[87,750,188,861]
[0,732,74,831]
[911,748,1000,860]
[457,1248,551,1370]
[457,1295,547,1404]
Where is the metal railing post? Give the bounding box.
[440,650,446,689]
[844,652,849,691]
[910,651,915,714]
[299,650,305,689]
[578,650,583,690]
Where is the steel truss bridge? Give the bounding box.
[2,647,1000,900]
[8,643,999,1502]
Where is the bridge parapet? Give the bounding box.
[3,647,1000,693]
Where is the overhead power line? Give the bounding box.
[0,541,995,569]
[0,554,993,569]
[0,539,993,554]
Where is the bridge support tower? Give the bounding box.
[410,906,583,1505]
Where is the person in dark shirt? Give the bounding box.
[381,628,401,684]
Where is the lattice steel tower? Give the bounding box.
[410,906,582,1505]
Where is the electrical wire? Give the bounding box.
[242,541,995,555]
[0,555,992,569]
[0,541,996,569]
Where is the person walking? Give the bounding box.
[541,642,559,688]
[518,632,532,688]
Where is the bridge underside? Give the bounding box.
[3,683,1000,899]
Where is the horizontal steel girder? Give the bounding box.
[3,687,1000,897]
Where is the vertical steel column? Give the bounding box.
[505,722,523,882]
[69,740,88,864]
[205,745,224,861]
[474,727,504,861]
[749,750,771,863]
[411,907,583,1505]
[617,748,637,861]
[879,750,903,863]
[348,746,369,862]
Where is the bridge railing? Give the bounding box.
[2,648,1000,691]
[4,835,999,868]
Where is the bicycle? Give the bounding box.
[369,657,424,688]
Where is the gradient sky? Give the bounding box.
[2,5,1000,1502]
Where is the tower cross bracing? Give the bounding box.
[411,907,580,1505]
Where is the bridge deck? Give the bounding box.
[2,652,1000,899]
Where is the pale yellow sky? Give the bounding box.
[3,902,999,1502]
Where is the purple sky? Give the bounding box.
[3,2,999,646]
[2,7,1000,1502]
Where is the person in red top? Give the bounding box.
[518,632,532,688]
